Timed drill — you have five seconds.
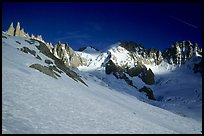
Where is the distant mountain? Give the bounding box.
[78,46,99,53]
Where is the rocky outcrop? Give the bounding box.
[105,60,118,74]
[25,32,30,38]
[37,35,43,41]
[19,28,25,37]
[7,22,26,37]
[139,86,156,100]
[31,34,35,39]
[34,39,88,86]
[29,63,60,79]
[156,50,163,65]
[30,34,45,43]
[119,41,163,66]
[105,59,155,85]
[6,22,45,42]
[139,68,155,85]
[162,41,202,66]
[53,42,82,68]
[15,22,21,37]
[19,46,36,56]
[105,59,136,87]
[46,42,54,53]
[7,22,15,36]
[126,64,146,77]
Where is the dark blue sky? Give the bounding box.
[2,2,202,51]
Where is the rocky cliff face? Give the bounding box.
[119,41,163,66]
[162,41,202,66]
[53,42,82,68]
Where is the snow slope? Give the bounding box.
[77,42,202,122]
[144,62,202,121]
[2,33,202,134]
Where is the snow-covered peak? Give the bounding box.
[83,46,99,53]
[78,46,99,54]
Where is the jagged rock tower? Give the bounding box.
[7,22,26,37]
[7,22,15,36]
[15,22,21,36]
[19,28,25,37]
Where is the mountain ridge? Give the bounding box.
[3,22,202,92]
[2,23,202,133]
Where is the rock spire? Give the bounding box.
[7,22,15,36]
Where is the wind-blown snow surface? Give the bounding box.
[2,34,202,134]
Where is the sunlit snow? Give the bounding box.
[2,33,202,134]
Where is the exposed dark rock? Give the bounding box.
[105,59,155,86]
[25,39,34,44]
[48,65,63,74]
[156,50,163,65]
[36,55,42,60]
[16,41,21,44]
[105,60,118,74]
[2,35,7,39]
[126,64,146,77]
[105,60,137,88]
[120,41,140,53]
[45,59,53,65]
[34,39,87,86]
[29,63,59,79]
[139,86,156,100]
[139,68,155,85]
[20,47,36,56]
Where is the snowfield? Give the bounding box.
[2,34,202,134]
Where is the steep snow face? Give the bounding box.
[76,46,100,67]
[2,33,202,134]
[76,51,101,70]
[107,45,135,68]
